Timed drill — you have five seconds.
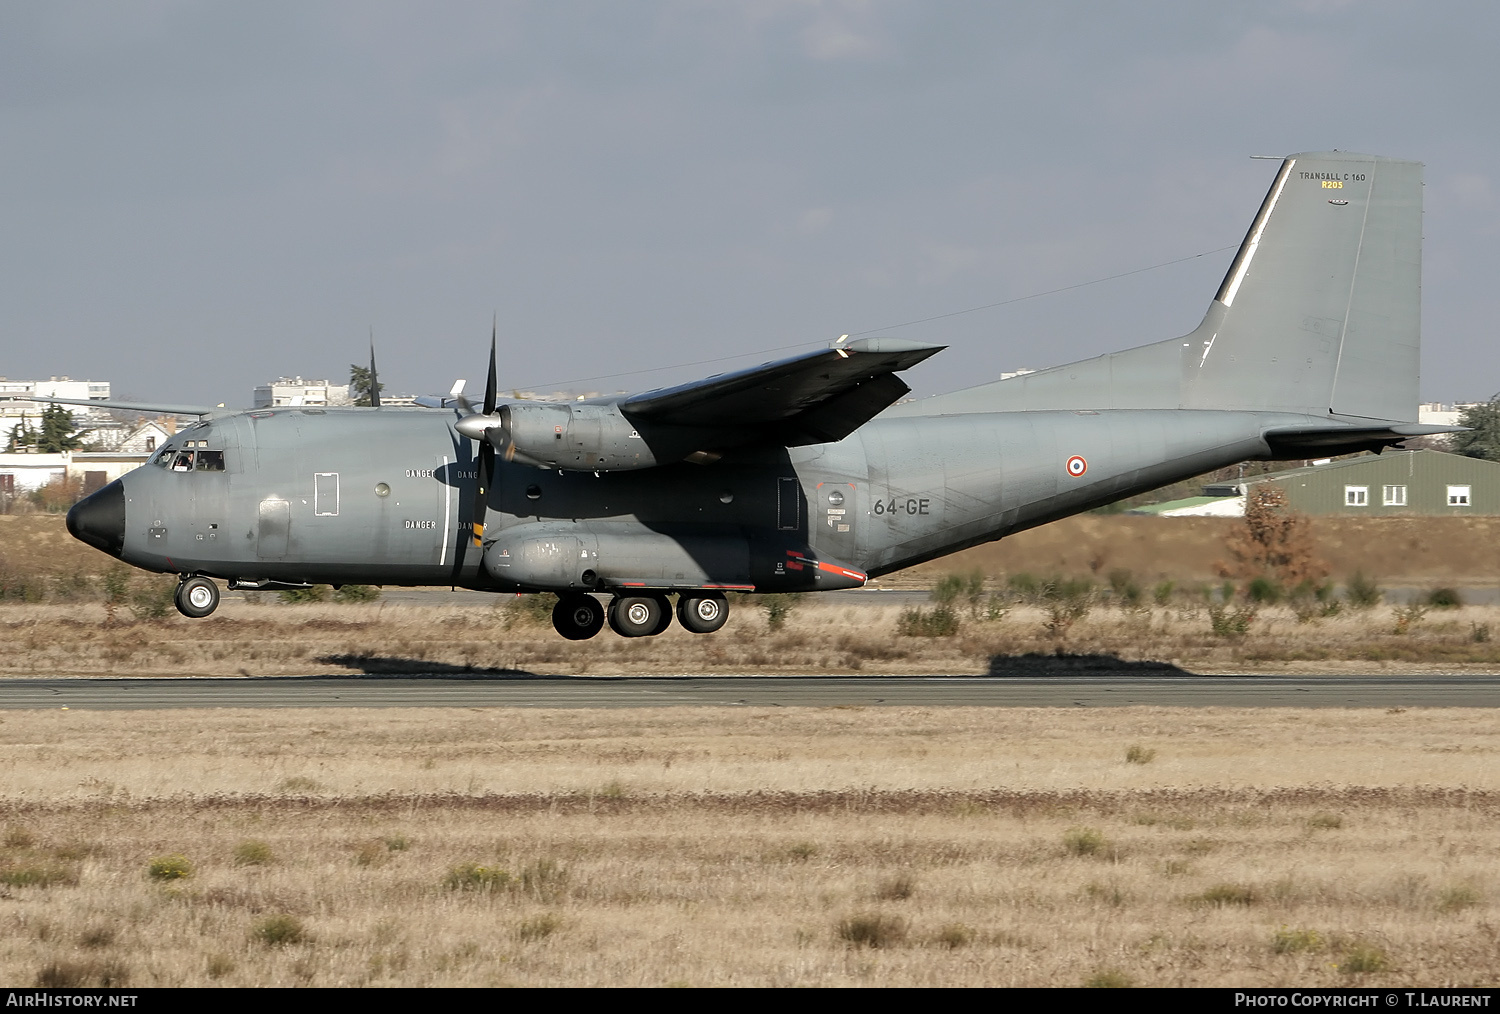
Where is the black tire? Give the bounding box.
[552,593,605,641]
[648,593,673,635]
[676,593,728,634]
[607,595,664,638]
[175,576,220,618]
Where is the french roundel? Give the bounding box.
[1065,455,1088,477]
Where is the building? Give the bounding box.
[1202,449,1500,517]
[0,376,114,448]
[252,377,352,409]
[0,448,151,504]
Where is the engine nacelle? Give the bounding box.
[501,402,660,471]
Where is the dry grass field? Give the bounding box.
[0,706,1496,987]
[3,596,1500,678]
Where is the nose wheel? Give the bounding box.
[174,576,221,618]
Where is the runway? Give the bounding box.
[4,674,1500,710]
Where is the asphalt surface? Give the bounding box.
[4,674,1500,710]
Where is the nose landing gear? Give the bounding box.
[174,576,221,618]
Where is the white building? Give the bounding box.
[253,377,353,409]
[0,376,114,448]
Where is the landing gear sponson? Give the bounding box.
[552,591,727,640]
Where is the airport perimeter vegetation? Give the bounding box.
[2,514,1498,988]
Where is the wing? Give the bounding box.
[621,338,944,446]
[0,395,220,417]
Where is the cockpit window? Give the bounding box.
[154,448,226,472]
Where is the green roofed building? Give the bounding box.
[1202,449,1500,516]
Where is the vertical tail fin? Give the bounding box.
[919,151,1423,422]
[1186,151,1422,421]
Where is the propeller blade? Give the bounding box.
[483,320,497,416]
[471,439,494,546]
[368,330,382,409]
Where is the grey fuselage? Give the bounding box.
[92,402,1312,592]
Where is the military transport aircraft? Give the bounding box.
[44,151,1449,640]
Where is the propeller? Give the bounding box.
[454,325,501,546]
[368,328,382,409]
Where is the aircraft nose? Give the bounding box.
[66,479,126,558]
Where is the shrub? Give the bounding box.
[1246,576,1283,604]
[1436,885,1481,913]
[896,606,959,637]
[501,593,555,629]
[1063,827,1107,857]
[786,841,818,862]
[1107,569,1144,610]
[520,858,569,902]
[251,914,306,947]
[931,573,966,606]
[384,835,411,852]
[233,840,274,866]
[1392,603,1428,635]
[1007,572,1042,602]
[1041,577,1094,637]
[517,914,563,942]
[1346,571,1382,609]
[1427,586,1463,609]
[1272,927,1324,954]
[333,584,381,603]
[0,863,78,888]
[78,927,115,949]
[1084,969,1134,988]
[278,585,329,604]
[128,577,177,620]
[1152,580,1176,606]
[874,873,916,901]
[1472,623,1491,643]
[759,593,803,631]
[1306,812,1343,830]
[147,854,192,881]
[35,960,128,988]
[1124,745,1156,765]
[934,923,973,949]
[1207,602,1257,637]
[1194,883,1257,906]
[444,863,511,892]
[837,913,906,948]
[1339,944,1389,974]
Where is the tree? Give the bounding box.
[36,404,88,453]
[1219,486,1327,586]
[5,414,37,452]
[348,364,384,407]
[1451,397,1500,462]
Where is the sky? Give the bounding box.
[3,1,1498,407]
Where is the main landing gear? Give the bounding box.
[174,575,221,618]
[549,591,728,640]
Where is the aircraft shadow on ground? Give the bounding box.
[315,654,544,679]
[986,652,1197,677]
